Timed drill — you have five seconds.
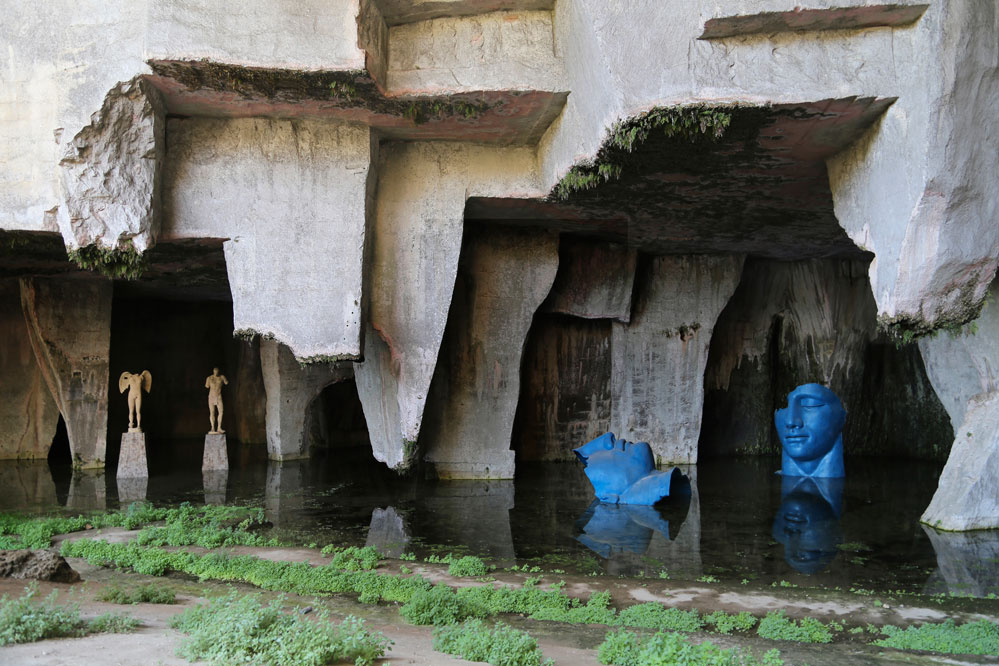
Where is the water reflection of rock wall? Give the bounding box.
[415,481,516,559]
[0,462,58,511]
[923,526,999,598]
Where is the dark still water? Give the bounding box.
[2,444,996,598]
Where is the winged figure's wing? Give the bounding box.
[118,372,131,394]
[141,370,152,393]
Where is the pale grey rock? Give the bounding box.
[545,239,636,322]
[921,391,999,531]
[0,550,80,584]
[116,432,148,479]
[919,278,999,430]
[260,339,352,460]
[386,10,564,95]
[611,255,744,464]
[365,507,410,558]
[57,78,164,253]
[66,470,106,511]
[0,280,59,459]
[19,277,112,468]
[358,0,390,87]
[202,433,228,471]
[423,228,558,479]
[163,117,374,362]
[354,142,541,471]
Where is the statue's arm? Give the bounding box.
[222,375,228,385]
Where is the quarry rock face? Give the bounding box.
[57,79,165,253]
[0,0,996,529]
[921,391,999,531]
[19,278,112,468]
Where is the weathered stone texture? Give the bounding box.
[354,142,540,470]
[919,278,999,430]
[57,78,165,253]
[0,280,58,459]
[20,277,112,468]
[545,239,636,322]
[515,316,611,461]
[203,433,228,471]
[423,228,558,479]
[260,339,352,460]
[387,10,563,94]
[116,432,148,479]
[921,391,999,531]
[163,117,373,361]
[358,0,390,87]
[611,255,744,465]
[922,526,999,597]
[117,476,147,504]
[0,550,80,583]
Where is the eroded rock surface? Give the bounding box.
[58,78,165,253]
[0,550,80,583]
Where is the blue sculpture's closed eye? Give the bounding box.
[574,432,687,505]
[774,383,846,478]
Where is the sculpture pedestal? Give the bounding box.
[117,476,147,503]
[203,433,228,471]
[117,432,148,479]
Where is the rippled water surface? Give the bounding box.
[3,442,996,598]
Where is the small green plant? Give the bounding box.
[448,555,489,577]
[616,602,704,633]
[0,584,138,646]
[705,610,757,634]
[399,584,484,626]
[598,628,783,665]
[98,583,176,605]
[322,545,381,571]
[135,503,277,549]
[0,501,169,549]
[399,552,417,561]
[433,619,552,666]
[88,612,141,633]
[170,591,391,666]
[756,610,833,643]
[697,574,720,584]
[874,619,999,655]
[67,241,145,280]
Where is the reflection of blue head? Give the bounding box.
[772,476,844,574]
[775,384,846,478]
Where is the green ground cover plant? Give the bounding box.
[598,628,783,666]
[98,583,177,605]
[448,555,490,577]
[616,602,705,632]
[0,584,139,646]
[704,610,757,634]
[134,503,277,549]
[321,545,381,571]
[400,584,485,625]
[433,618,552,666]
[756,610,833,643]
[170,590,391,666]
[0,501,168,549]
[873,619,999,655]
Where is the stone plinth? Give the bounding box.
[202,433,228,471]
[117,432,148,479]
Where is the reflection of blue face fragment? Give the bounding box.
[772,476,844,574]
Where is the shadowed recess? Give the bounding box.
[699,4,929,40]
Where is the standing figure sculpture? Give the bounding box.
[774,383,846,478]
[118,370,152,432]
[204,367,229,434]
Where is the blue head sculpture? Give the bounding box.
[574,432,685,505]
[774,383,846,478]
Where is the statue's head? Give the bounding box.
[213,367,220,374]
[772,477,844,574]
[775,383,846,476]
[574,433,656,502]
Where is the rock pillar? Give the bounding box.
[260,339,351,460]
[20,277,112,468]
[610,255,744,465]
[0,280,59,459]
[423,228,559,479]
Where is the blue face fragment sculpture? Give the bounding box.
[772,475,844,574]
[775,383,846,478]
[574,432,686,505]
